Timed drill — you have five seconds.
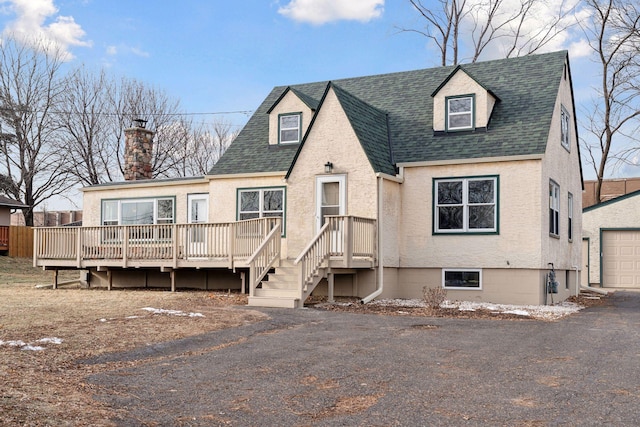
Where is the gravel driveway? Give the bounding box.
[86,291,640,426]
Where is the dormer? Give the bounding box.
[267,87,318,146]
[431,66,499,133]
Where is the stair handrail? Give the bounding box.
[294,222,331,291]
[247,221,282,298]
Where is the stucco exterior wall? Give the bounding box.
[382,178,401,267]
[540,61,583,275]
[388,267,572,305]
[268,91,313,145]
[432,70,496,131]
[398,159,543,269]
[582,195,640,285]
[286,87,378,256]
[82,179,209,226]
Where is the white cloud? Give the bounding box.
[0,0,91,60]
[106,45,117,55]
[461,0,591,61]
[278,0,384,25]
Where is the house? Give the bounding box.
[582,188,640,289]
[583,177,640,209]
[11,210,83,227]
[34,50,583,307]
[0,195,28,253]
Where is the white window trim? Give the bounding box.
[434,177,497,233]
[442,268,483,290]
[561,105,570,151]
[549,180,560,237]
[101,197,175,226]
[447,95,474,131]
[279,113,301,144]
[568,192,573,242]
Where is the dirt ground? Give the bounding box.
[0,256,609,426]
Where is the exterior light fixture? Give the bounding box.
[324,162,333,173]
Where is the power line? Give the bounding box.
[0,106,254,117]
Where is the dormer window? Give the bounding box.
[279,113,301,144]
[446,95,474,131]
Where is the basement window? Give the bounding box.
[443,269,482,289]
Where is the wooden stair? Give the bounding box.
[248,259,302,308]
[247,259,328,308]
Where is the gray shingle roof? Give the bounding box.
[209,51,569,176]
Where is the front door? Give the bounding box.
[188,194,209,257]
[316,175,346,252]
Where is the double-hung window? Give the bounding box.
[549,181,560,237]
[238,187,286,234]
[446,95,474,131]
[561,106,570,150]
[568,192,573,242]
[279,113,301,144]
[434,176,498,233]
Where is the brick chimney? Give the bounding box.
[123,119,154,181]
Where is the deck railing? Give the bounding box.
[247,222,282,298]
[33,217,282,269]
[295,216,376,290]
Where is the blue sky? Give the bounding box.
[0,0,617,209]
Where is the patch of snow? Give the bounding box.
[504,310,531,316]
[21,345,45,351]
[0,340,26,347]
[36,337,63,345]
[141,307,204,318]
[370,298,583,320]
[1,337,62,351]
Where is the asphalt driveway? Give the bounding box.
[87,291,640,426]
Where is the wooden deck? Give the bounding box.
[34,216,377,306]
[33,218,281,270]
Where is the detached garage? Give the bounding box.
[601,230,640,288]
[583,190,640,288]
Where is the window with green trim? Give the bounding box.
[434,176,497,233]
[549,180,560,237]
[279,113,301,144]
[238,187,285,234]
[447,95,474,130]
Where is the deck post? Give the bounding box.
[107,269,112,291]
[52,269,58,290]
[76,229,82,268]
[327,271,334,303]
[170,269,176,292]
[345,217,353,268]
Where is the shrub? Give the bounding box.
[422,286,447,308]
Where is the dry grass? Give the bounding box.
[0,256,266,426]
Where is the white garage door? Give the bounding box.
[602,230,640,288]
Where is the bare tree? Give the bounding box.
[402,0,578,65]
[580,0,640,203]
[166,118,237,177]
[57,66,114,186]
[107,77,185,180]
[0,37,73,226]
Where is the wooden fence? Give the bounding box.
[7,226,33,258]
